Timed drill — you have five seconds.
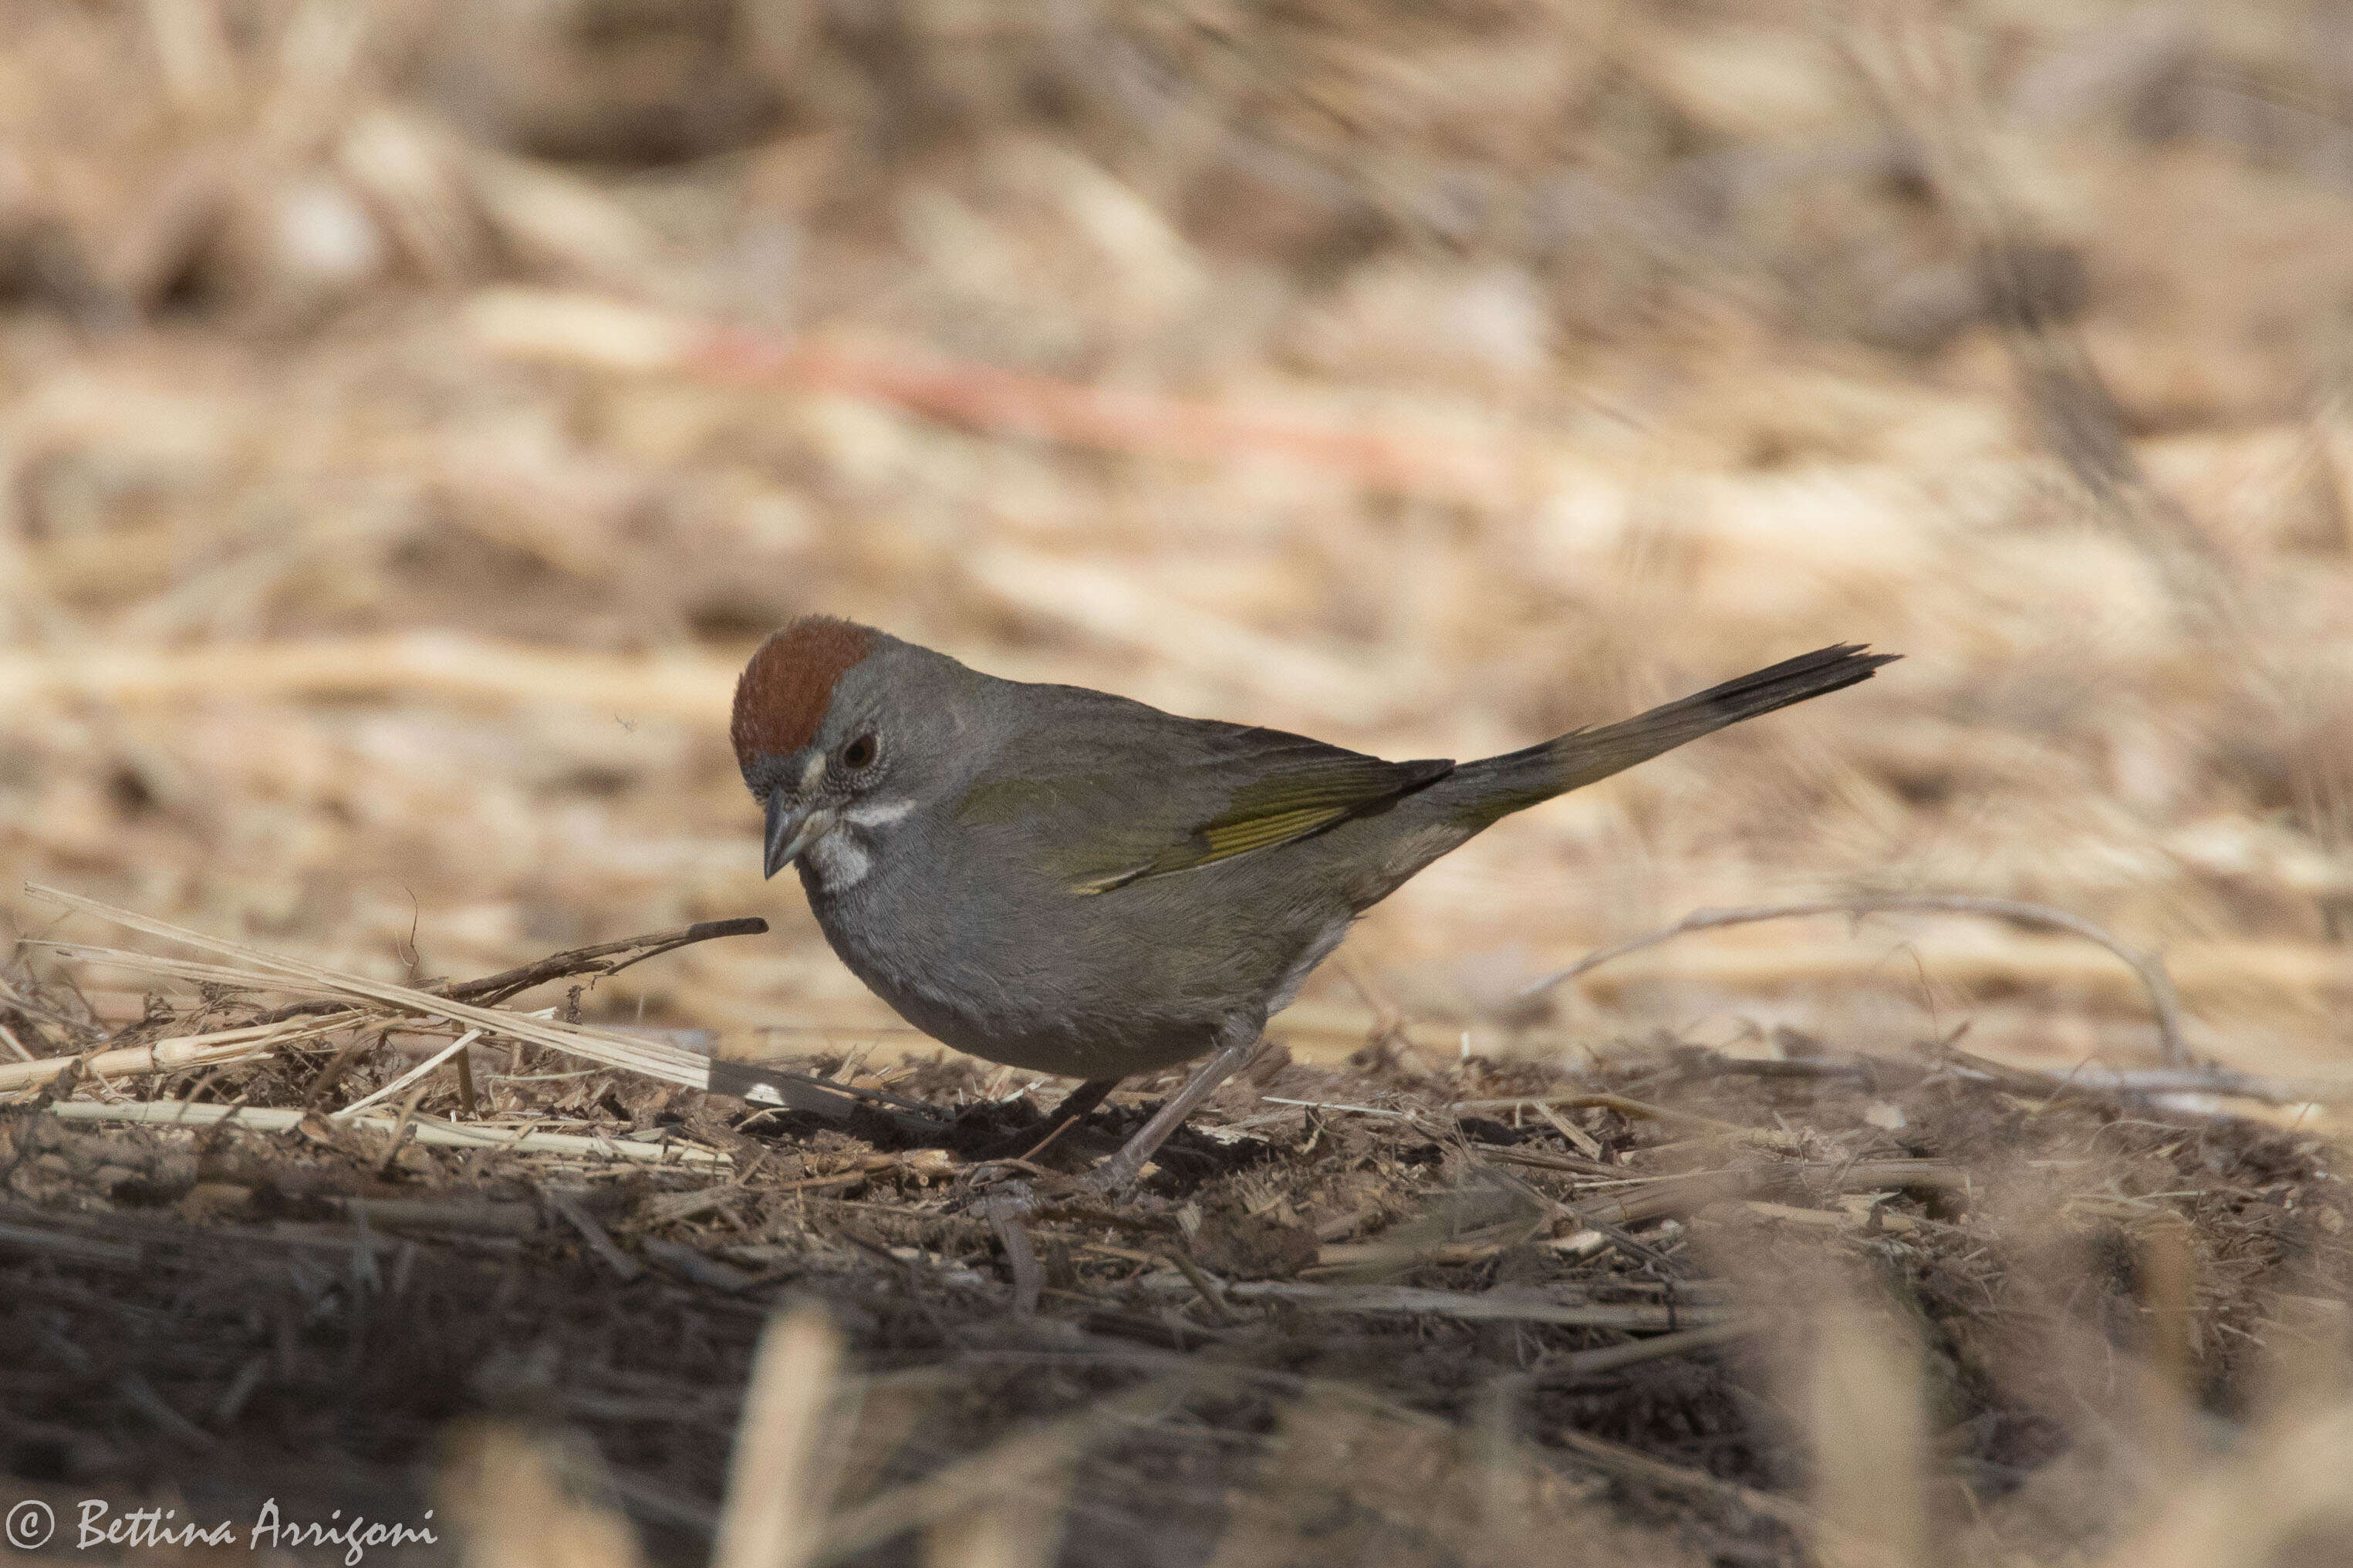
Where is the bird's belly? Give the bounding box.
[802,834,1366,1080]
[842,949,1217,1078]
[806,882,1224,1079]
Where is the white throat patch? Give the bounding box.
[803,800,913,889]
[804,829,872,889]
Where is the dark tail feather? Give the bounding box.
[1452,644,1896,824]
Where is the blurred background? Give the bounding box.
[4,0,2352,1096]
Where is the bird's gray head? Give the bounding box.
[731,616,963,882]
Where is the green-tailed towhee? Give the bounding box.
[734,617,1894,1189]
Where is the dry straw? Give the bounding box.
[711,1308,846,1568]
[20,882,720,1087]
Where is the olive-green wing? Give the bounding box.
[957,726,1453,895]
[1091,749,1455,894]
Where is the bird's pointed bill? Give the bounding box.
[764,795,832,878]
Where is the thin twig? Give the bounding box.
[551,1192,645,1283]
[1521,895,2193,1067]
[333,1197,539,1236]
[0,973,100,1038]
[333,1027,484,1121]
[0,1218,143,1268]
[1460,1141,1673,1271]
[640,1238,763,1293]
[303,1030,383,1107]
[30,899,765,1052]
[1541,1320,1763,1380]
[985,1185,1044,1315]
[1457,1091,1801,1151]
[40,1099,731,1165]
[1934,1047,2346,1108]
[40,917,771,1020]
[441,918,771,1007]
[1552,1428,1825,1534]
[1733,1199,1922,1236]
[1166,1250,1241,1321]
[374,1078,435,1180]
[25,885,724,1087]
[121,1374,218,1451]
[1563,1172,1754,1232]
[35,920,768,1028]
[1531,1099,1603,1159]
[1131,1277,1734,1330]
[1680,1044,2353,1110]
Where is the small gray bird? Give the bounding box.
[734,618,1893,1189]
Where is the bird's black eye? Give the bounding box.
[839,734,877,770]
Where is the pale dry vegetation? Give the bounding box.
[4,1,2353,1564]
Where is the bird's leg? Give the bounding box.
[1080,1023,1265,1194]
[1014,1076,1123,1162]
[1052,1077,1122,1127]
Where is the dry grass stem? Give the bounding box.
[920,1498,1064,1568]
[25,884,731,1087]
[2092,1400,2353,1568]
[40,1099,731,1164]
[1552,1429,1826,1535]
[1806,1304,1929,1568]
[0,1014,347,1095]
[441,1425,646,1568]
[711,1308,845,1568]
[1545,1321,1763,1380]
[332,1026,484,1121]
[815,1381,1190,1566]
[1133,1278,1734,1331]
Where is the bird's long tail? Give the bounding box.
[1443,643,1896,827]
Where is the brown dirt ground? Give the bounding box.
[4,942,2349,1565]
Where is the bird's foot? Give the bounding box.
[964,1077,1122,1164]
[1079,1032,1264,1195]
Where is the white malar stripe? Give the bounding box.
[805,831,872,889]
[843,798,916,828]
